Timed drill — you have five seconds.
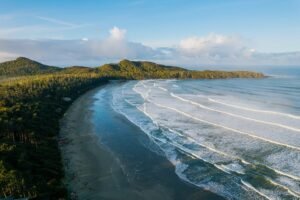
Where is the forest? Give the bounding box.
[0,57,264,199]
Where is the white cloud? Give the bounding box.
[179,34,238,51]
[109,26,127,40]
[178,34,253,61]
[0,29,299,67]
[0,27,159,66]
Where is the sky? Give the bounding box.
[0,0,300,68]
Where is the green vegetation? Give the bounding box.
[0,58,264,79]
[0,73,108,198]
[60,66,95,74]
[96,59,264,79]
[0,57,264,199]
[0,57,61,77]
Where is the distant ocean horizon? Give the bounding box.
[262,67,300,77]
[92,67,300,199]
[187,66,300,77]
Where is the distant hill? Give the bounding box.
[0,57,265,79]
[97,59,188,79]
[0,57,61,76]
[97,59,264,79]
[98,59,186,73]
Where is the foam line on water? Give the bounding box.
[119,83,300,199]
[167,119,300,182]
[208,98,300,120]
[142,106,300,182]
[134,83,300,179]
[158,86,168,91]
[148,100,300,151]
[135,83,300,177]
[218,164,245,175]
[170,92,300,133]
[265,177,300,198]
[135,99,241,176]
[214,164,231,174]
[131,81,300,198]
[158,84,300,120]
[133,87,300,182]
[147,113,300,182]
[127,102,236,177]
[241,180,272,200]
[141,81,149,88]
[136,84,300,172]
[164,126,248,162]
[270,168,300,181]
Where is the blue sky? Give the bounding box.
[0,0,300,67]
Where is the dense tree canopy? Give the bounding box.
[0,73,108,198]
[0,57,61,76]
[96,59,264,79]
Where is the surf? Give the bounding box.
[169,92,300,132]
[113,79,300,199]
[208,98,300,120]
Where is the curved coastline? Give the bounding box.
[60,83,224,200]
[0,56,266,198]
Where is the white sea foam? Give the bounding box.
[110,79,300,199]
[148,100,300,151]
[143,97,300,178]
[170,92,300,132]
[143,86,300,149]
[208,97,300,120]
[241,180,272,200]
[265,177,300,198]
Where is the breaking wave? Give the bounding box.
[111,77,300,200]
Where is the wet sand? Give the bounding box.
[60,84,224,200]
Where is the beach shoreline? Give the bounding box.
[59,83,224,200]
[59,86,119,199]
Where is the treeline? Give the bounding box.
[96,59,264,79]
[0,73,108,198]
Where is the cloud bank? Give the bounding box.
[0,27,299,67]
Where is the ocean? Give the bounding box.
[94,69,300,199]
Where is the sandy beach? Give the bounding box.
[60,86,134,199]
[60,84,224,200]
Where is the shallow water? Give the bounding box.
[92,84,224,200]
[92,70,300,199]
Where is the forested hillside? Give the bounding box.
[0,73,108,198]
[97,59,265,79]
[0,57,265,79]
[0,57,61,76]
[0,57,264,199]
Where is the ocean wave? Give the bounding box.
[110,79,300,199]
